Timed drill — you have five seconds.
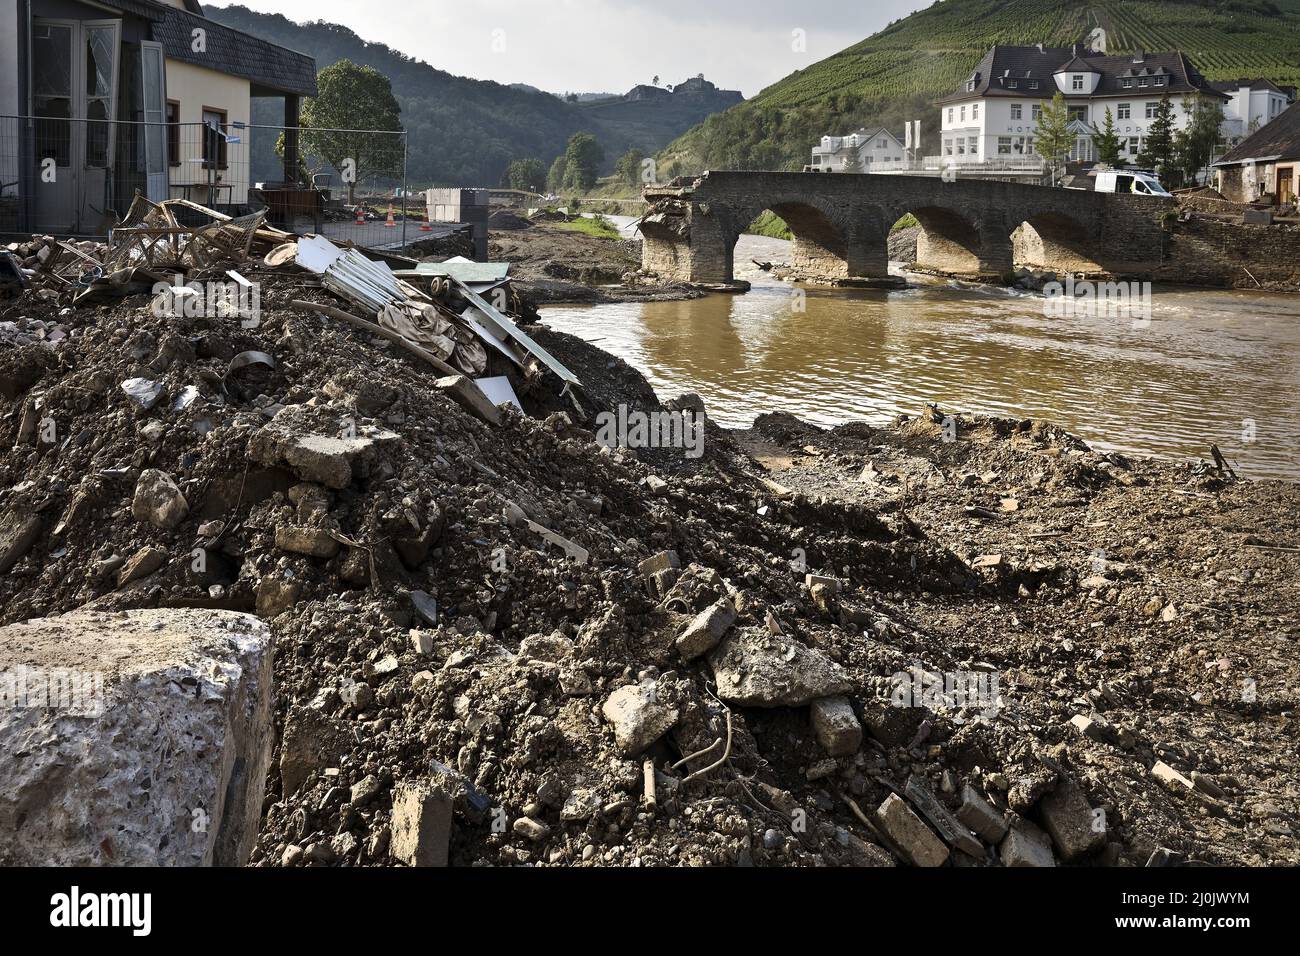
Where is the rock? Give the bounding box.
[279,704,350,798]
[519,632,574,662]
[390,781,452,867]
[1038,779,1105,861]
[410,590,438,627]
[409,630,433,656]
[709,629,852,707]
[601,681,679,756]
[120,377,163,411]
[513,816,551,842]
[561,788,601,822]
[810,696,863,756]
[875,793,949,867]
[0,608,273,866]
[256,575,301,619]
[675,598,737,660]
[248,405,401,489]
[804,573,841,594]
[0,513,42,575]
[274,525,339,559]
[999,819,1056,867]
[131,469,190,530]
[1151,760,1195,792]
[350,774,382,806]
[116,546,168,587]
[956,783,1008,844]
[645,475,668,495]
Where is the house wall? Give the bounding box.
[165,58,251,204]
[0,0,19,116]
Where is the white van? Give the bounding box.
[1092,170,1173,197]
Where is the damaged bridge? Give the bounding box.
[641,171,1172,284]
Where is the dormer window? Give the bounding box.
[1139,78,1148,87]
[1072,74,1084,91]
[1154,76,1165,86]
[966,79,976,92]
[1007,79,1018,89]
[1029,80,1039,89]
[1122,78,1133,88]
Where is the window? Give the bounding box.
[1145,102,1157,118]
[947,107,954,123]
[1122,78,1133,89]
[1031,103,1042,120]
[960,106,966,121]
[1029,80,1040,90]
[966,80,976,93]
[998,136,1012,155]
[1011,103,1022,120]
[1139,78,1148,88]
[1117,103,1131,120]
[1025,137,1036,155]
[202,107,228,170]
[1007,80,1018,89]
[1068,105,1088,122]
[1072,74,1084,91]
[166,100,180,167]
[943,138,953,156]
[972,104,979,119]
[1127,136,1140,154]
[1154,76,1165,86]
[956,140,965,155]
[967,135,978,155]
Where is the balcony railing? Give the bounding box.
[867,155,1047,173]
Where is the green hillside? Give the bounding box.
[658,0,1300,176]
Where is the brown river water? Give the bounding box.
[542,234,1300,481]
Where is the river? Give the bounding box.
[546,227,1300,480]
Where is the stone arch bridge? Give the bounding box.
[640,171,1171,285]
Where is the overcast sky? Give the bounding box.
[206,0,927,97]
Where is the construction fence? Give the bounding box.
[0,116,417,249]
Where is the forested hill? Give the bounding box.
[205,5,742,187]
[656,0,1300,177]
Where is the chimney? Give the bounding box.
[1133,48,1144,64]
[1036,43,1044,53]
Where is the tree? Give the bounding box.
[561,132,604,191]
[1137,96,1177,177]
[840,148,864,173]
[1173,97,1225,187]
[652,75,660,86]
[294,59,403,205]
[614,148,645,186]
[1034,91,1073,183]
[504,157,545,193]
[1093,106,1124,167]
[546,155,568,193]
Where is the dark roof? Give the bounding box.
[1208,78,1289,95]
[1215,101,1300,165]
[152,7,317,97]
[939,44,1227,104]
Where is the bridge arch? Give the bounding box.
[733,198,850,283]
[1011,211,1105,274]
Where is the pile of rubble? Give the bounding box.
[0,210,1296,867]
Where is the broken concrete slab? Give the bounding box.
[390,780,453,867]
[601,680,679,756]
[0,513,42,575]
[0,608,273,866]
[1038,779,1106,861]
[708,629,852,707]
[248,404,402,490]
[999,819,1057,867]
[810,695,863,756]
[876,793,949,867]
[434,374,502,426]
[131,469,190,530]
[275,525,340,559]
[904,775,984,857]
[956,783,1008,844]
[1151,760,1196,792]
[116,545,168,587]
[675,597,737,660]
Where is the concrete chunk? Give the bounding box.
[275,525,340,558]
[1152,760,1195,791]
[675,597,737,660]
[131,469,190,530]
[1038,779,1105,861]
[876,793,949,867]
[956,783,1008,843]
[0,513,42,575]
[904,775,984,857]
[708,629,852,707]
[601,681,679,756]
[999,819,1057,867]
[0,608,274,866]
[810,695,863,756]
[390,781,453,867]
[248,404,402,489]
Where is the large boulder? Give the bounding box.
[708,629,853,707]
[0,608,274,866]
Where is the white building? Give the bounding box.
[809,127,906,172]
[937,43,1230,166]
[1211,79,1295,143]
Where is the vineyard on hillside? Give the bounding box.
[657,0,1300,177]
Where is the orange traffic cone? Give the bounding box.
[355,208,366,225]
[385,205,397,228]
[420,218,433,232]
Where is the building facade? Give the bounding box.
[809,127,906,172]
[937,43,1229,166]
[1212,79,1295,143]
[1,0,315,234]
[1213,100,1300,203]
